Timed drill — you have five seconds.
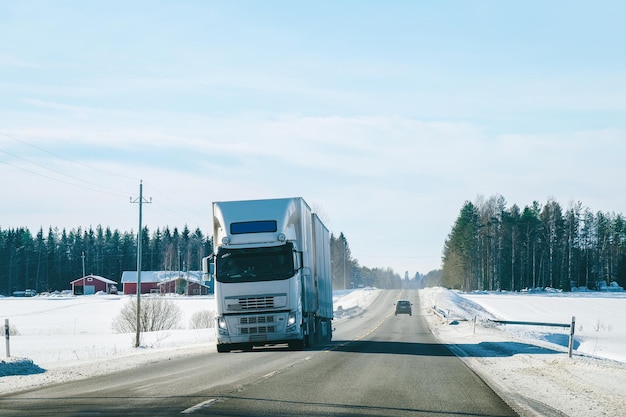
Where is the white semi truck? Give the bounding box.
[203,197,333,352]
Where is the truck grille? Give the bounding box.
[238,315,278,335]
[240,296,274,309]
[226,294,287,311]
[241,326,276,334]
[240,316,275,325]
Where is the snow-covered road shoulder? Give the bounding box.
[419,287,626,417]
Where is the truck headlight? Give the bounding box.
[217,317,229,336]
[287,312,297,326]
[286,312,297,332]
[217,317,228,330]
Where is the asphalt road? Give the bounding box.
[0,290,518,416]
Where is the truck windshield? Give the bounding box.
[215,243,295,283]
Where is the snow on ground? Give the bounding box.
[420,287,626,417]
[0,288,379,394]
[1,287,626,417]
[0,294,218,393]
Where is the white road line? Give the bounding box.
[180,398,218,414]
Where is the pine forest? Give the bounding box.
[8,194,617,296]
[442,195,626,292]
[0,225,403,295]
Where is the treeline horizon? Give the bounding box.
[0,224,211,295]
[442,195,626,292]
[0,225,405,295]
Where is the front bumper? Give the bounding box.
[216,311,302,345]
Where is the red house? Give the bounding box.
[121,271,211,295]
[157,271,211,295]
[121,271,161,294]
[70,275,118,295]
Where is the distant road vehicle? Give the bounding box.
[12,289,37,297]
[395,300,412,316]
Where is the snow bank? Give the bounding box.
[420,287,626,417]
[0,358,45,377]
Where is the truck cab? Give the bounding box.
[206,198,333,352]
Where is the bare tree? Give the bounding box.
[190,310,215,329]
[112,298,182,334]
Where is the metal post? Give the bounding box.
[568,316,576,358]
[4,319,10,358]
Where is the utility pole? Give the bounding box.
[82,251,86,295]
[130,180,151,347]
[343,239,347,290]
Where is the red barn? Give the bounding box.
[157,271,211,295]
[121,271,161,294]
[70,275,118,295]
[121,271,210,295]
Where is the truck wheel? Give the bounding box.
[217,344,231,353]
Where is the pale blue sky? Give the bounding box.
[1,1,625,276]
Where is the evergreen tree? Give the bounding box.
[441,196,626,292]
[442,201,479,290]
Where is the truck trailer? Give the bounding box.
[203,197,333,352]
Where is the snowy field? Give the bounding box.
[2,287,626,417]
[420,287,626,417]
[0,288,378,393]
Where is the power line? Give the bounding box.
[0,147,131,197]
[0,130,136,196]
[0,131,138,181]
[147,186,208,229]
[0,130,207,230]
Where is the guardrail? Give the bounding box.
[431,306,577,359]
[490,316,576,358]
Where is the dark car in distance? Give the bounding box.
[395,300,412,316]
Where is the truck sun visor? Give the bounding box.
[231,220,278,234]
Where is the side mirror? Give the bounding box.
[202,256,214,282]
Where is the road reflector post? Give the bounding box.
[568,316,576,359]
[4,319,10,358]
